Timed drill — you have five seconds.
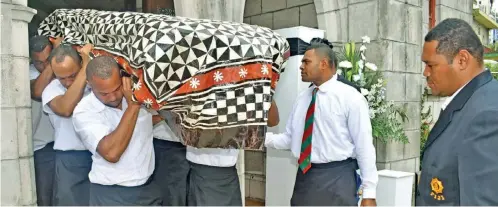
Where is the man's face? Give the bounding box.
[300,49,322,82]
[422,41,459,97]
[51,56,81,89]
[89,68,123,108]
[32,46,52,72]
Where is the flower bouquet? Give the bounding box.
[337,36,408,143]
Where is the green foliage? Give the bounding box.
[485,62,498,80]
[337,37,409,144]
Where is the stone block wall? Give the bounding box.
[435,0,490,44]
[1,0,37,205]
[321,0,423,173]
[243,0,318,30]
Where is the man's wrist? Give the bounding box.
[361,188,376,199]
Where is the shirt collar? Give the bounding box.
[312,74,337,92]
[441,82,468,111]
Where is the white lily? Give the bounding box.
[353,74,361,82]
[360,88,370,96]
[337,69,343,75]
[338,61,353,68]
[360,45,367,51]
[361,36,371,44]
[361,53,366,60]
[358,60,364,69]
[365,62,378,71]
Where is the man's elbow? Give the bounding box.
[99,150,121,163]
[103,154,120,163]
[52,104,73,117]
[56,109,73,117]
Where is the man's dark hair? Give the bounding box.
[425,18,484,64]
[48,44,82,65]
[86,56,119,80]
[306,38,338,69]
[29,35,52,55]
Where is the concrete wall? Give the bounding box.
[0,0,37,205]
[243,0,318,30]
[314,0,423,173]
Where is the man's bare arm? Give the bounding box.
[96,77,142,163]
[268,100,280,127]
[97,103,141,163]
[48,44,92,117]
[31,67,54,101]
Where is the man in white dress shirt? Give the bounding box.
[29,35,56,206]
[152,110,190,205]
[42,44,93,205]
[265,38,378,206]
[73,56,161,205]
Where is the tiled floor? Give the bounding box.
[245,198,265,206]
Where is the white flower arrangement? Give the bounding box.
[337,36,408,143]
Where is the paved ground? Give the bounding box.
[246,198,264,206]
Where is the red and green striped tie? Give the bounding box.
[298,88,318,174]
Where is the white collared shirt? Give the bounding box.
[72,92,155,186]
[155,111,239,167]
[42,79,90,151]
[265,75,378,198]
[441,83,469,110]
[152,110,181,143]
[186,147,239,167]
[30,65,55,151]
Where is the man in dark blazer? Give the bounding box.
[416,18,498,205]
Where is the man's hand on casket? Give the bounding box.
[122,77,140,108]
[77,43,94,65]
[53,36,64,48]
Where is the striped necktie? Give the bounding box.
[298,87,318,174]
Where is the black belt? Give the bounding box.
[312,158,358,169]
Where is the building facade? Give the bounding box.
[1,0,495,205]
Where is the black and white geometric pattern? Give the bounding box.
[161,81,272,129]
[37,9,290,102]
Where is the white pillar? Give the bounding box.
[0,0,37,205]
[265,26,325,206]
[172,1,247,204]
[376,170,415,206]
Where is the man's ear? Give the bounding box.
[320,58,328,70]
[455,50,471,70]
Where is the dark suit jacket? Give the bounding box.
[416,70,498,206]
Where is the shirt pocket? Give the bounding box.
[318,98,346,124]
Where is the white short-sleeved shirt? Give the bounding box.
[30,65,55,151]
[152,110,181,143]
[186,147,240,167]
[73,92,155,187]
[42,79,90,151]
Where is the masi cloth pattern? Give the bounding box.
[38,9,290,150]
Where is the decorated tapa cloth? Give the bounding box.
[38,9,290,150]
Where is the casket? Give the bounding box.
[37,9,290,150]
